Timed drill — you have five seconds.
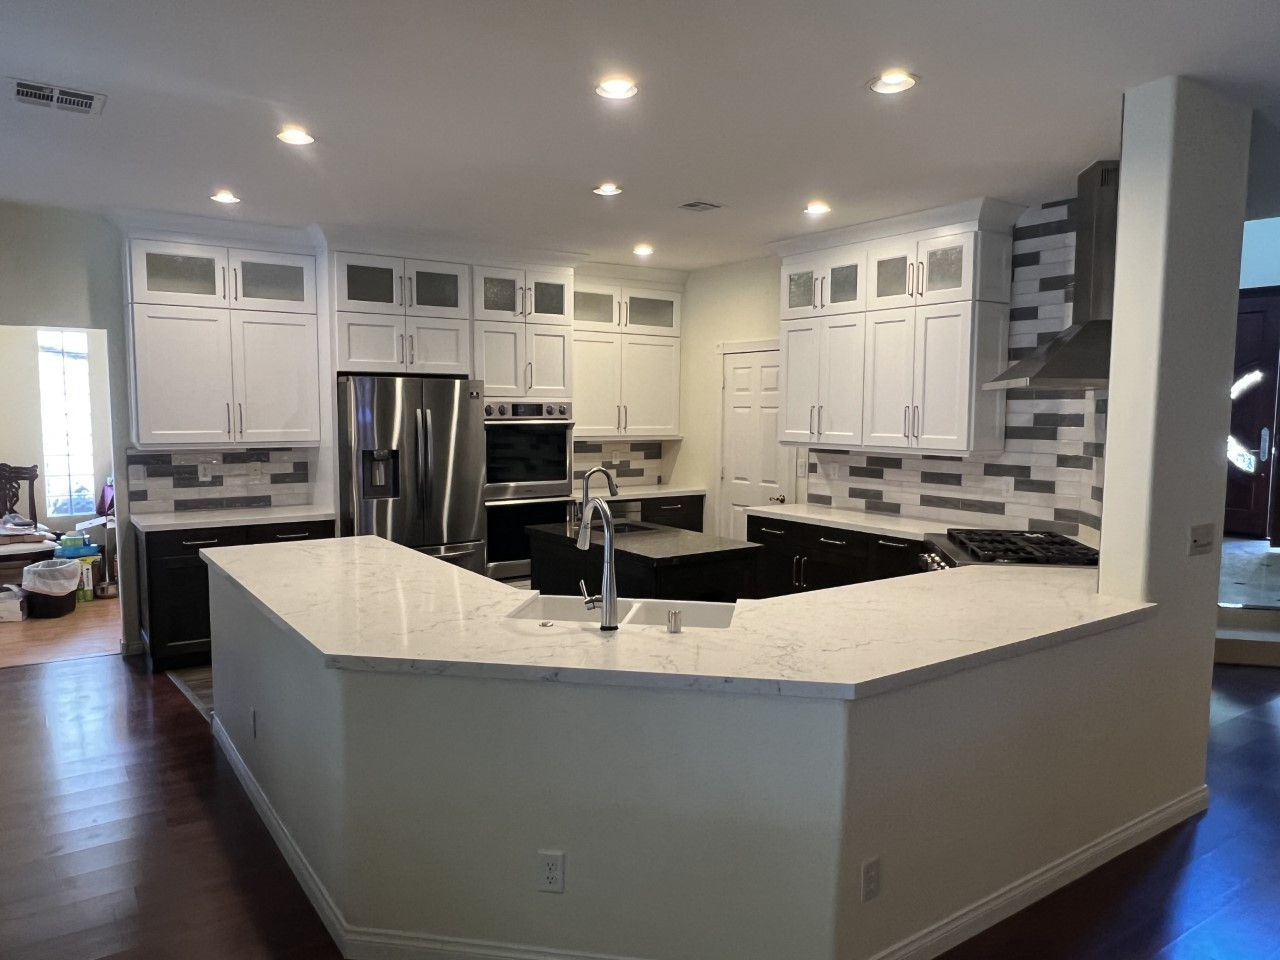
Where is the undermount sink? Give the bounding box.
[506,593,735,629]
[585,521,651,534]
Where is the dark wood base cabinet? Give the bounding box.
[137,520,332,672]
[746,516,923,598]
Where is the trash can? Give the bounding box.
[22,558,83,619]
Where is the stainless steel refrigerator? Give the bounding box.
[337,376,486,574]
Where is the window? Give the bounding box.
[37,329,96,517]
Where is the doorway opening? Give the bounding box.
[0,325,120,668]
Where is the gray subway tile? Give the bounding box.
[1029,519,1080,536]
[1033,413,1084,428]
[269,472,308,485]
[174,497,226,510]
[172,476,224,489]
[616,468,645,478]
[1096,398,1108,414]
[920,496,1007,515]
[848,487,884,501]
[1057,455,1094,469]
[1091,486,1104,502]
[866,456,902,469]
[1007,426,1061,441]
[1012,218,1075,242]
[1014,478,1056,494]
[1012,251,1041,269]
[629,442,661,454]
[984,463,1032,479]
[849,466,884,479]
[224,496,273,509]
[574,442,603,454]
[807,493,833,506]
[921,472,963,486]
[1038,275,1073,293]
[1083,442,1106,458]
[923,455,963,462]
[128,489,148,502]
[808,462,818,474]
[865,500,901,515]
[222,451,272,464]
[127,453,172,466]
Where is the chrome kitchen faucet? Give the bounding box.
[577,467,619,631]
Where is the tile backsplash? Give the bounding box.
[805,197,1107,547]
[573,441,669,486]
[126,448,313,513]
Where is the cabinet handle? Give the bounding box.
[819,537,847,546]
[809,405,816,435]
[903,405,909,438]
[517,285,524,317]
[220,266,227,300]
[182,538,220,547]
[238,402,244,437]
[623,302,629,327]
[817,405,823,436]
[225,402,232,438]
[820,276,826,309]
[617,301,622,326]
[913,405,920,438]
[398,334,404,363]
[660,504,683,510]
[877,539,910,548]
[396,275,402,306]
[623,405,628,429]
[409,335,415,365]
[906,261,913,298]
[813,277,819,310]
[792,554,800,587]
[275,532,310,539]
[760,527,785,535]
[407,275,414,307]
[616,404,621,430]
[918,260,925,296]
[528,285,535,317]
[233,267,239,301]
[526,361,533,390]
[800,556,808,588]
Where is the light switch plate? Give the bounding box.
[1188,522,1215,557]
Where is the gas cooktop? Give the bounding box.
[921,529,1100,570]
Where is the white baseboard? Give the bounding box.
[867,785,1210,960]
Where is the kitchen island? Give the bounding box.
[203,536,1204,960]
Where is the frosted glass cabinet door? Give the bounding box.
[335,253,404,314]
[917,233,975,306]
[231,311,321,445]
[130,240,228,309]
[229,249,315,313]
[866,238,919,311]
[779,258,820,321]
[622,288,681,337]
[527,271,573,326]
[573,282,622,329]
[405,259,470,320]
[473,266,525,322]
[822,248,866,315]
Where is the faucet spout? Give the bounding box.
[577,496,619,631]
[580,466,619,526]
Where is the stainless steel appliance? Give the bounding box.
[482,400,573,501]
[338,376,486,574]
[920,529,1100,571]
[484,497,573,579]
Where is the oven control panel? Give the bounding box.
[483,400,572,420]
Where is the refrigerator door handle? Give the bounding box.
[416,407,430,512]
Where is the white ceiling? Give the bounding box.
[4,0,1280,270]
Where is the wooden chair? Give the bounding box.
[0,464,40,524]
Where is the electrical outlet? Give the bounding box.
[796,456,808,478]
[537,849,565,893]
[198,463,213,481]
[861,856,881,902]
[1188,523,1215,557]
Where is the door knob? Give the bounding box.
[768,495,787,503]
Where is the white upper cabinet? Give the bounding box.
[778,315,866,445]
[472,321,525,396]
[525,323,573,398]
[527,271,573,326]
[780,251,866,320]
[571,331,623,435]
[407,316,472,377]
[619,334,680,435]
[473,266,573,325]
[132,304,235,444]
[231,311,321,445]
[228,249,316,314]
[405,259,470,320]
[916,234,975,306]
[780,257,820,321]
[866,238,921,312]
[473,266,525,322]
[335,253,405,314]
[912,302,975,450]
[861,309,917,449]
[779,319,821,441]
[336,312,406,373]
[130,240,229,309]
[622,288,681,336]
[573,282,623,330]
[867,231,1009,310]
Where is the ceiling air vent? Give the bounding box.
[678,200,722,212]
[11,78,105,115]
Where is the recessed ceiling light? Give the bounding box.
[593,182,622,196]
[869,69,918,94]
[277,124,314,145]
[596,76,638,99]
[210,189,241,204]
[805,201,831,216]
[633,243,653,257]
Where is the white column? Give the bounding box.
[1099,77,1251,619]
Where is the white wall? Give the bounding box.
[0,326,113,532]
[1241,217,1280,288]
[0,200,134,646]
[671,256,781,518]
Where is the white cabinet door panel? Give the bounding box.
[571,332,623,436]
[779,320,820,442]
[130,240,228,309]
[917,233,976,306]
[407,316,471,376]
[862,310,916,448]
[527,271,573,326]
[474,321,526,396]
[405,259,470,320]
[526,323,572,398]
[620,334,680,435]
[229,249,315,313]
[132,305,234,444]
[336,312,405,373]
[913,302,973,451]
[818,314,865,445]
[231,311,321,445]
[335,252,404,314]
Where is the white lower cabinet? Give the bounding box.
[779,315,866,445]
[474,321,571,399]
[231,312,321,445]
[572,332,680,437]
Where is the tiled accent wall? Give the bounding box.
[573,441,669,486]
[126,448,313,513]
[805,198,1108,547]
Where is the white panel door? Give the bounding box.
[131,305,234,444]
[620,334,680,436]
[719,350,793,539]
[335,312,405,373]
[407,316,472,376]
[571,332,623,436]
[473,265,525,322]
[820,246,867,316]
[334,252,404,314]
[913,302,974,451]
[527,271,573,326]
[862,309,916,448]
[231,311,321,445]
[917,233,976,306]
[405,259,470,320]
[573,282,623,330]
[229,249,316,313]
[526,323,573,399]
[780,256,821,321]
[778,319,820,442]
[866,238,919,311]
[130,240,228,309]
[473,321,526,397]
[818,314,865,445]
[622,288,681,337]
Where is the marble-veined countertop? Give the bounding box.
[744,503,1027,540]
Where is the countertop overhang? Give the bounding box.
[131,505,336,533]
[526,521,759,565]
[201,537,1153,702]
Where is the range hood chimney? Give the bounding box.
[984,160,1119,390]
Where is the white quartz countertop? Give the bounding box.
[201,536,1154,702]
[602,485,705,501]
[744,503,1025,540]
[130,505,336,533]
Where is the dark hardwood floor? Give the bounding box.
[0,655,342,960]
[0,656,1277,960]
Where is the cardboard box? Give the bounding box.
[0,585,27,622]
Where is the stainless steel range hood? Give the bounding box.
[984,160,1119,391]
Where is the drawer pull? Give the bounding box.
[181,539,219,547]
[659,504,683,510]
[818,537,847,546]
[275,533,310,539]
[760,527,785,535]
[876,539,910,548]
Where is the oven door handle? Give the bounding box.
[484,419,576,428]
